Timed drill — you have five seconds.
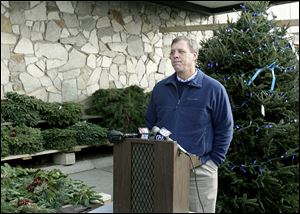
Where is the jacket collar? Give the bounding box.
[165,68,204,88]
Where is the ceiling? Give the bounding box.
[187,1,243,9]
[150,1,298,16]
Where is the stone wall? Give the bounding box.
[1,1,213,102]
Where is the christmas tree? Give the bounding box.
[197,1,299,213]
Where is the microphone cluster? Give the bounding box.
[107,126,174,144]
[149,126,173,141]
[150,126,190,155]
[107,126,190,155]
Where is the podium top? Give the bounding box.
[124,138,174,144]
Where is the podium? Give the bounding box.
[113,138,190,213]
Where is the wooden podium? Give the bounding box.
[113,138,190,213]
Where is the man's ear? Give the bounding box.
[193,52,197,61]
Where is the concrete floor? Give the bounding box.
[67,156,113,197]
[40,146,114,199]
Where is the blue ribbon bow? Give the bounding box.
[247,62,276,91]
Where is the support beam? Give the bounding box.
[159,19,299,33]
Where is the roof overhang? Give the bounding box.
[148,1,298,16]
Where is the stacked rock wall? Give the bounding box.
[1,1,213,102]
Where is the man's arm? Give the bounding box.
[210,85,234,166]
[145,92,157,130]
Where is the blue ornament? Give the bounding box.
[286,43,292,49]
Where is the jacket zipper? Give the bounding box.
[176,99,180,109]
[174,84,181,140]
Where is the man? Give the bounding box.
[145,36,233,213]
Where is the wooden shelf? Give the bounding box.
[1,122,13,126]
[1,145,91,162]
[81,115,103,120]
[1,149,60,161]
[1,115,102,126]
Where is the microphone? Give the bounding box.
[138,127,150,139]
[150,126,160,139]
[107,130,137,144]
[107,128,150,144]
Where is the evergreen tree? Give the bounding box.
[197,1,299,213]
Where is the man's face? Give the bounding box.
[170,40,197,74]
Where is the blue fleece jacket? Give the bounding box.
[145,69,234,166]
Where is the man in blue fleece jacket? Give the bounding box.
[145,36,233,213]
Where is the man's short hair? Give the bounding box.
[171,36,199,54]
